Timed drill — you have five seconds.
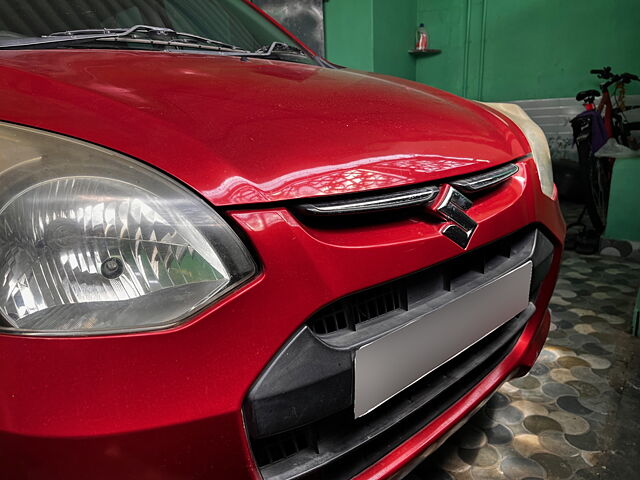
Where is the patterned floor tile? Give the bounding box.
[413,245,640,479]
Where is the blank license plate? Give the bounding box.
[354,261,532,418]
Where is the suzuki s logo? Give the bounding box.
[427,185,477,249]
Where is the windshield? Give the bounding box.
[0,0,315,63]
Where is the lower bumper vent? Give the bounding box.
[309,283,407,335]
[253,428,314,468]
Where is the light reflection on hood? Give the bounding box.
[210,154,489,204]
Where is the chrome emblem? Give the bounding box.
[427,185,477,248]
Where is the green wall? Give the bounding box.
[325,0,640,101]
[414,0,482,97]
[324,0,374,71]
[372,0,417,80]
[605,157,640,242]
[324,0,417,80]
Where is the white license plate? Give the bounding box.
[354,261,532,418]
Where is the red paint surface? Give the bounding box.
[0,152,564,477]
[0,49,529,206]
[0,11,564,477]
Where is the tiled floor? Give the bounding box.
[409,247,640,479]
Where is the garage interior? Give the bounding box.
[257,1,640,478]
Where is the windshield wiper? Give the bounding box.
[48,26,245,50]
[0,24,247,52]
[255,42,306,56]
[0,26,313,64]
[219,41,307,58]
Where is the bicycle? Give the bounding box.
[580,67,640,146]
[570,67,639,237]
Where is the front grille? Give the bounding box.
[246,228,555,480]
[306,230,548,351]
[310,283,407,335]
[292,161,523,230]
[308,234,517,341]
[253,428,314,468]
[294,162,521,218]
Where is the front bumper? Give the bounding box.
[356,299,553,480]
[0,158,564,479]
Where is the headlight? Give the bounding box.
[481,102,555,198]
[0,123,256,335]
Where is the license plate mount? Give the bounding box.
[353,261,532,418]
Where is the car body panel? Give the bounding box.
[0,155,564,478]
[0,2,564,475]
[0,49,530,206]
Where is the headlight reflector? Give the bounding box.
[0,123,256,335]
[481,102,555,198]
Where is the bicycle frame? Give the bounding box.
[596,86,614,138]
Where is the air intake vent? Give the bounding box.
[309,283,407,335]
[253,427,315,468]
[307,232,527,342]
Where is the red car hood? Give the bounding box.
[0,50,529,205]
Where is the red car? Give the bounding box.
[0,1,564,479]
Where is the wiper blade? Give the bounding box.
[219,41,307,58]
[0,24,247,52]
[48,25,244,50]
[0,26,311,64]
[47,27,130,36]
[255,42,305,56]
[96,36,245,53]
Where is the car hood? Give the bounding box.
[0,50,529,205]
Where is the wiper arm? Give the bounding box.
[255,42,306,56]
[0,27,313,64]
[48,25,245,51]
[46,27,130,36]
[218,41,307,58]
[0,24,247,52]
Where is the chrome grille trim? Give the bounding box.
[294,162,520,217]
[450,162,520,193]
[295,186,439,216]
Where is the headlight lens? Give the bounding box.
[0,123,256,335]
[481,102,555,198]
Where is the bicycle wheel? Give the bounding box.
[582,155,610,232]
[571,115,610,232]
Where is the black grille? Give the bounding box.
[253,428,314,468]
[310,283,407,334]
[246,228,556,480]
[306,230,547,349]
[256,306,535,480]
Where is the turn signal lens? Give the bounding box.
[481,102,555,198]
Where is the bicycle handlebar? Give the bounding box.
[579,68,638,101]
[590,67,639,84]
[590,66,612,78]
[621,72,640,82]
